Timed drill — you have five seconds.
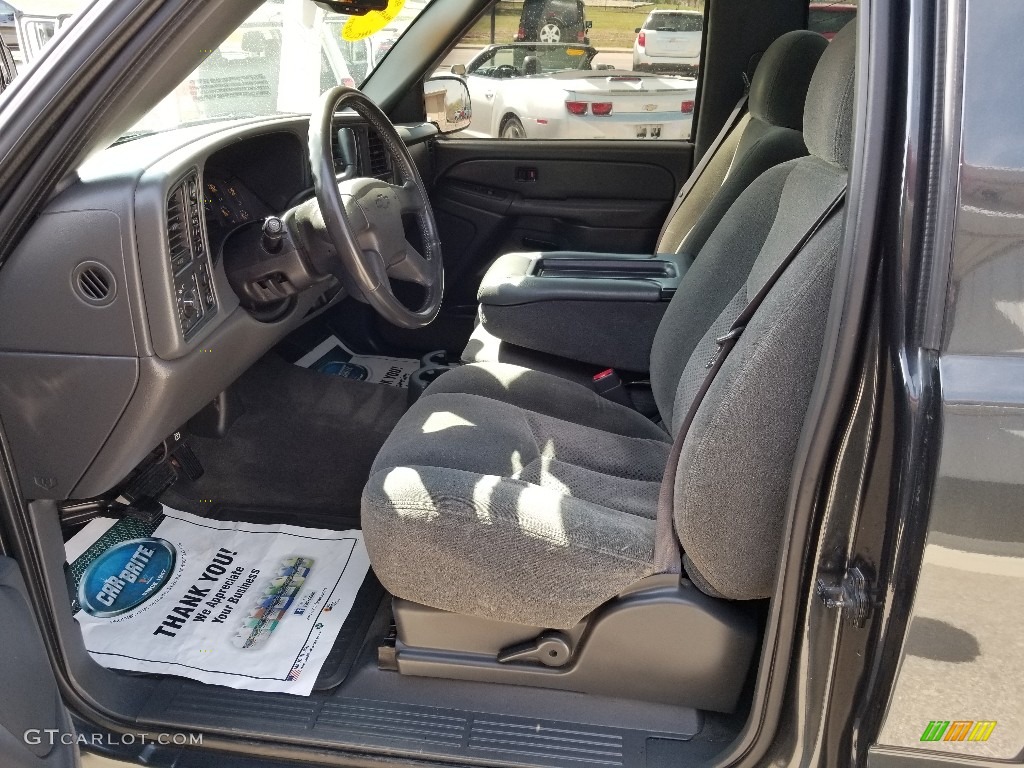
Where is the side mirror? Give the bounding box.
[585,20,593,29]
[450,63,466,76]
[424,75,472,135]
[0,38,17,94]
[634,27,641,33]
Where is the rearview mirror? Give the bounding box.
[424,75,472,135]
[0,38,17,94]
[313,0,389,14]
[450,63,466,76]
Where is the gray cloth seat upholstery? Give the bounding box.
[363,23,857,629]
[364,363,670,628]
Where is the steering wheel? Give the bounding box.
[308,87,443,329]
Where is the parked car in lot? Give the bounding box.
[808,2,857,39]
[9,0,80,61]
[459,42,696,139]
[632,9,703,75]
[0,35,15,90]
[514,0,590,44]
[134,6,366,132]
[0,1,16,51]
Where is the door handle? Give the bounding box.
[484,91,494,99]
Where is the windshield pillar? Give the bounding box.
[277,0,324,114]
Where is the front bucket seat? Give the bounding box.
[362,23,856,630]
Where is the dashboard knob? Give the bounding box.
[262,216,285,253]
[181,291,198,318]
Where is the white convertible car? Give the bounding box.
[457,43,697,140]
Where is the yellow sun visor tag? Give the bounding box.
[341,0,406,41]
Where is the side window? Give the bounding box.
[440,0,703,140]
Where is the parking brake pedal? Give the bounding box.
[169,441,204,481]
[116,461,178,507]
[116,434,204,507]
[496,632,573,668]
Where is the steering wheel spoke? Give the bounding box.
[387,242,433,286]
[392,181,425,214]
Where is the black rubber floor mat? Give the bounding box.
[168,355,408,520]
[311,575,386,691]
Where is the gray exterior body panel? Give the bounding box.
[876,0,1024,759]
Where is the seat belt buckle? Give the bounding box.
[591,368,633,407]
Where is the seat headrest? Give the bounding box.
[803,20,857,169]
[748,30,829,131]
[522,56,541,76]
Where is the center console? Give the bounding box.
[472,251,692,373]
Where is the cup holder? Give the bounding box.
[408,365,452,406]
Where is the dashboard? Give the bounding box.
[0,114,436,502]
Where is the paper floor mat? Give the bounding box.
[65,507,370,696]
[295,335,418,388]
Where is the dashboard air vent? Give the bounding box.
[72,262,116,306]
[366,130,391,179]
[331,127,347,172]
[167,183,191,273]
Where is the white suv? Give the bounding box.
[633,9,703,76]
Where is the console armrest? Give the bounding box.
[478,251,692,306]
[476,251,692,372]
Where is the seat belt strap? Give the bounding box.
[652,186,848,574]
[656,93,749,250]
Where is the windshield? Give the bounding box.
[126,0,428,139]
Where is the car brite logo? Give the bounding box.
[78,538,177,618]
[920,720,997,743]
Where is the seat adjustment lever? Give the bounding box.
[496,632,572,668]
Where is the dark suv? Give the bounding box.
[514,0,589,44]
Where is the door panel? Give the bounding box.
[430,138,693,308]
[0,557,78,768]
